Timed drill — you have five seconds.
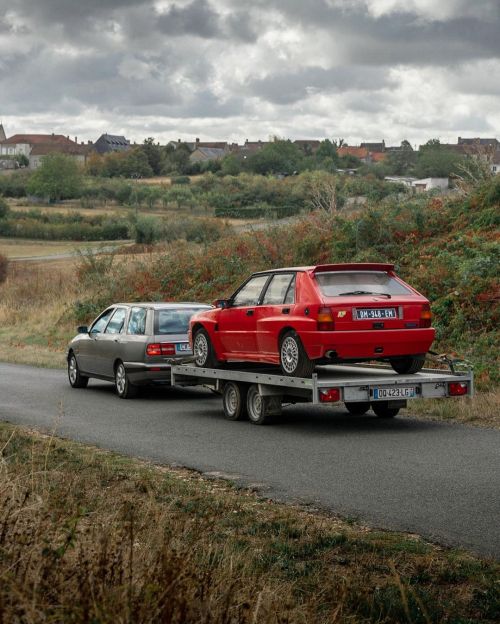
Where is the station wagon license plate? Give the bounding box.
[175,343,192,354]
[356,308,397,320]
[373,386,415,400]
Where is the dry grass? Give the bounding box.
[0,237,123,259]
[1,422,498,624]
[406,392,500,429]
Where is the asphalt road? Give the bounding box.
[1,362,499,559]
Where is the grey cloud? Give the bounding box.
[249,66,395,105]
[156,0,221,39]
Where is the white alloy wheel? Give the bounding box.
[280,335,300,374]
[194,332,209,367]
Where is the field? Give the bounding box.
[1,422,498,623]
[0,237,131,260]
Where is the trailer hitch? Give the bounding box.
[427,351,473,375]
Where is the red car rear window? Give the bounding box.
[315,271,412,297]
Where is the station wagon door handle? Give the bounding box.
[246,309,254,316]
[282,308,290,314]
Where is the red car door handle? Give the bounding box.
[282,308,290,314]
[246,309,254,316]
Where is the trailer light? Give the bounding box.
[319,388,340,403]
[448,382,468,396]
[420,304,432,328]
[317,307,335,331]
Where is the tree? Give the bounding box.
[161,143,191,175]
[220,154,243,176]
[386,140,417,175]
[247,140,304,175]
[141,137,163,175]
[415,140,465,178]
[27,154,82,201]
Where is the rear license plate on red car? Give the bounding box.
[175,343,191,354]
[373,387,415,399]
[356,308,397,320]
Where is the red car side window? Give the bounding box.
[232,275,270,307]
[262,273,295,305]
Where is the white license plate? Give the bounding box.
[175,343,191,354]
[356,308,397,320]
[373,386,415,399]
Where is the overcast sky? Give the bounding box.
[1,0,499,146]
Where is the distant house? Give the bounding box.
[457,137,499,149]
[491,154,500,175]
[94,133,130,154]
[190,147,226,163]
[411,178,449,193]
[0,133,89,168]
[29,142,90,169]
[384,176,416,188]
[337,146,370,162]
[360,140,386,152]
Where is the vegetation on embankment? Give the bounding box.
[1,422,498,623]
[74,175,499,387]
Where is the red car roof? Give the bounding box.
[257,263,395,274]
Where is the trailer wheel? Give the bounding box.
[246,385,281,425]
[345,401,370,415]
[222,382,248,421]
[372,401,400,418]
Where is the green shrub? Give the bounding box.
[0,197,9,219]
[0,253,8,283]
[171,175,191,185]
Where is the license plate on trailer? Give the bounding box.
[175,343,192,354]
[373,387,416,399]
[356,308,397,320]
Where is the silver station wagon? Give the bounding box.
[67,302,211,398]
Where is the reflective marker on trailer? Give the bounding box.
[319,388,341,403]
[448,382,468,396]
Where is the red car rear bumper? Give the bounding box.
[300,328,435,361]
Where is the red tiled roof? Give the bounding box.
[338,146,369,159]
[1,134,76,145]
[30,143,90,156]
[371,152,387,162]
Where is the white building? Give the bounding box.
[411,178,449,193]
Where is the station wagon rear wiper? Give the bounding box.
[338,291,392,298]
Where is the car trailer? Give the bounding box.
[171,358,473,425]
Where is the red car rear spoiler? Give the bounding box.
[312,263,395,273]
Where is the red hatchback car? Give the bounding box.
[189,263,435,377]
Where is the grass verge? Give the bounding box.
[0,422,499,623]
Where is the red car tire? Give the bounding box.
[390,354,426,374]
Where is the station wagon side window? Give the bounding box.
[104,308,127,334]
[262,273,295,305]
[128,307,147,335]
[232,275,270,307]
[90,308,114,334]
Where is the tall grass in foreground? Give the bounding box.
[1,424,498,623]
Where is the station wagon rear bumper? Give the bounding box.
[123,362,174,385]
[300,328,436,361]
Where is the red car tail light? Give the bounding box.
[449,382,468,396]
[420,304,432,328]
[146,343,176,357]
[317,307,335,331]
[319,388,340,403]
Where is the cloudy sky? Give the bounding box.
[1,0,499,146]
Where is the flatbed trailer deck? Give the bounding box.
[171,362,473,425]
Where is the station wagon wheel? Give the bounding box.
[193,328,219,368]
[344,401,370,416]
[246,385,281,425]
[390,354,425,374]
[279,331,315,378]
[68,353,89,389]
[115,361,138,399]
[222,382,248,421]
[372,401,400,418]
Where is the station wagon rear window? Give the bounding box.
[315,271,412,297]
[154,308,205,335]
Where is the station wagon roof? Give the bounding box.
[253,263,395,275]
[113,302,211,309]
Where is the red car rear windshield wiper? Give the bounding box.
[338,290,392,298]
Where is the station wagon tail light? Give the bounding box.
[448,382,468,396]
[420,304,432,328]
[317,307,335,331]
[146,343,176,356]
[319,388,340,403]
